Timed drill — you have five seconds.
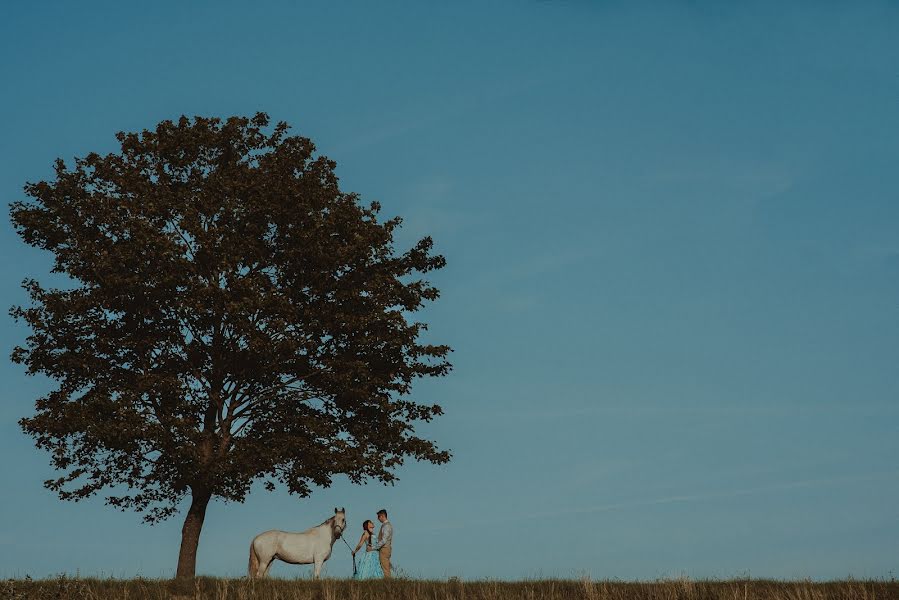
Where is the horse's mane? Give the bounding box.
[318,515,344,542]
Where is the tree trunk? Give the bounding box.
[175,489,212,578]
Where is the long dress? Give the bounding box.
[354,539,384,580]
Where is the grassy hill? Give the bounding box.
[3,576,898,600]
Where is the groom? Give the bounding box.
[369,508,393,578]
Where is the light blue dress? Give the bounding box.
[354,539,384,580]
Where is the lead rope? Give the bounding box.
[340,534,357,576]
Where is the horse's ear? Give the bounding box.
[340,507,345,513]
[334,507,338,513]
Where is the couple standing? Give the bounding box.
[351,508,393,579]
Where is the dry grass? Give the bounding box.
[3,576,897,600]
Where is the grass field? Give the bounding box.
[3,577,898,600]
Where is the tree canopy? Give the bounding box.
[9,113,452,576]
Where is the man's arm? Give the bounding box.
[371,523,393,549]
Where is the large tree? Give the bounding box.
[9,113,452,578]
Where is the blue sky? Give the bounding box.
[2,0,898,581]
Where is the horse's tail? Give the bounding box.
[248,539,259,578]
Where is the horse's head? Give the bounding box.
[332,507,347,536]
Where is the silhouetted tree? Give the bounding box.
[9,113,451,577]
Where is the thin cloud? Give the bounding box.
[325,72,550,157]
[418,469,899,532]
[455,401,899,421]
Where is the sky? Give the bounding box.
[1,0,898,582]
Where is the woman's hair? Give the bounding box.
[362,519,373,532]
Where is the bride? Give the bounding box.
[351,519,384,579]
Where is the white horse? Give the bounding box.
[248,507,347,579]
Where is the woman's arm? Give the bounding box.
[352,532,369,553]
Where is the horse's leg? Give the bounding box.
[262,555,276,578]
[313,557,323,580]
[251,547,273,579]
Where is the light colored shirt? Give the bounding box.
[372,521,393,549]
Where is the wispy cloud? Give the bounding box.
[391,176,491,243]
[418,469,899,532]
[522,470,899,519]
[447,244,600,314]
[646,157,796,201]
[326,73,550,158]
[454,401,899,422]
